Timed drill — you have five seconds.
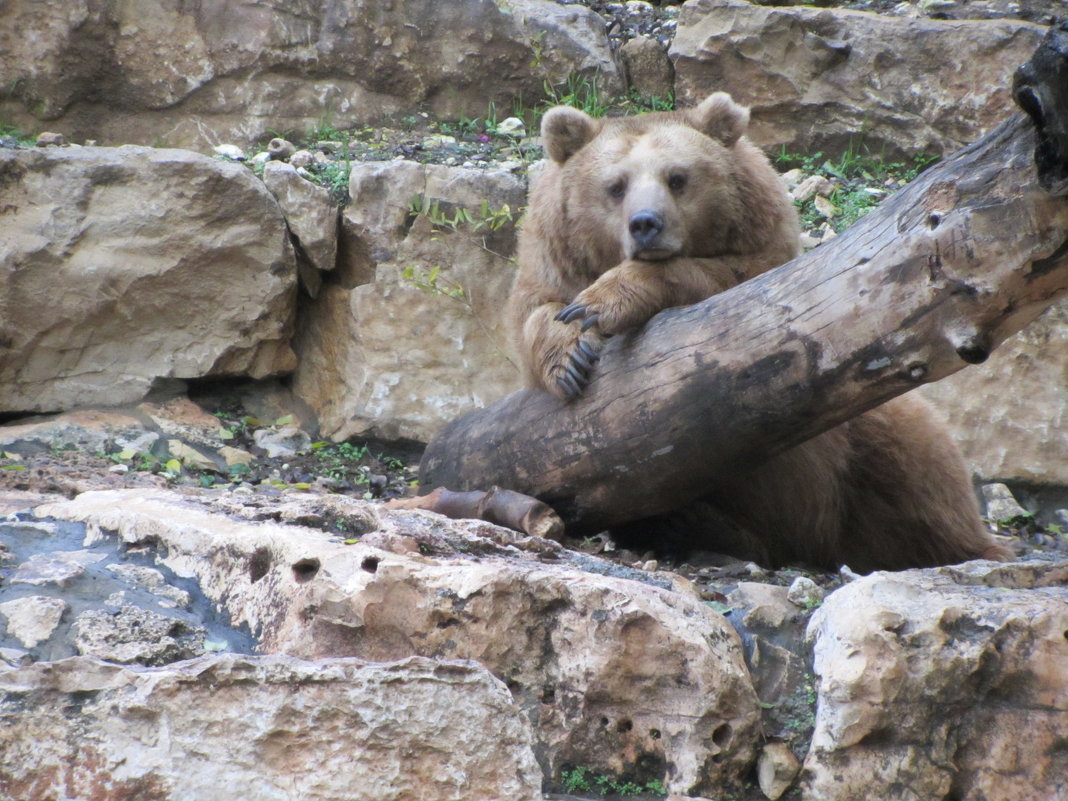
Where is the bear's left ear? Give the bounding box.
[688,92,750,147]
[541,106,601,164]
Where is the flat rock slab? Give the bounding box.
[0,653,542,801]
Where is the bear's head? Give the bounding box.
[540,92,760,264]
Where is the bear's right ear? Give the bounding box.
[688,92,750,147]
[541,106,600,164]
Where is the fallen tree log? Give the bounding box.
[421,23,1068,537]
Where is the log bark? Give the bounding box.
[383,487,564,540]
[421,25,1068,537]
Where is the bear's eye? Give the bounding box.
[667,172,688,193]
[607,179,627,201]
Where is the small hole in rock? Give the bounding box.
[292,558,320,583]
[249,547,271,583]
[712,723,732,748]
[616,718,633,733]
[361,556,380,573]
[649,729,661,740]
[541,686,556,704]
[600,717,610,727]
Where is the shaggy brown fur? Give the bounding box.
[506,92,1009,571]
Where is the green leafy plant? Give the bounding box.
[559,766,667,797]
[777,145,938,235]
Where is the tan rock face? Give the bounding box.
[804,561,1068,801]
[0,654,542,801]
[261,160,339,283]
[920,298,1068,485]
[0,0,620,149]
[671,0,1044,158]
[294,160,525,443]
[34,488,762,795]
[0,146,297,414]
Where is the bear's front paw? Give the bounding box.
[554,274,653,336]
[538,328,604,401]
[554,336,602,399]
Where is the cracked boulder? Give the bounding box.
[0,146,297,414]
[804,560,1068,801]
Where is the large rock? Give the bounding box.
[804,560,1068,801]
[0,653,542,801]
[0,0,621,149]
[34,487,762,795]
[920,298,1068,486]
[671,0,1045,159]
[262,160,339,284]
[293,160,525,443]
[0,146,297,414]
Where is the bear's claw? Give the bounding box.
[555,302,587,324]
[556,373,584,399]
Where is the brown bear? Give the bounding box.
[505,91,1011,572]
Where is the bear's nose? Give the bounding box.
[628,210,665,250]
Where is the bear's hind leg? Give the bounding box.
[834,394,1011,573]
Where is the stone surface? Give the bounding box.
[0,0,620,150]
[980,482,1031,522]
[786,576,825,608]
[293,160,525,443]
[35,487,762,795]
[620,36,675,100]
[0,653,543,801]
[252,426,312,458]
[166,440,218,472]
[920,298,1068,486]
[11,552,97,588]
[139,397,230,450]
[671,0,1045,159]
[105,564,191,609]
[756,740,800,800]
[0,596,67,648]
[262,160,340,279]
[71,605,206,666]
[804,561,1068,800]
[0,146,297,414]
[0,411,157,456]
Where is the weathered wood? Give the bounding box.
[421,30,1068,537]
[383,487,564,540]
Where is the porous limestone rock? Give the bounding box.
[804,560,1068,801]
[71,605,207,666]
[293,160,525,443]
[671,0,1045,158]
[0,653,542,801]
[920,298,1068,486]
[0,146,297,414]
[35,487,762,795]
[0,0,621,149]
